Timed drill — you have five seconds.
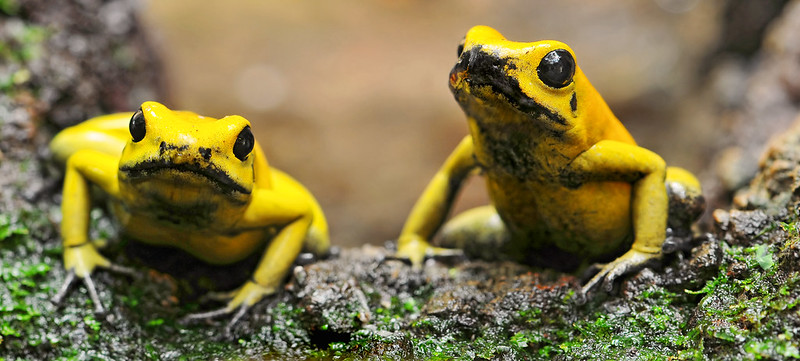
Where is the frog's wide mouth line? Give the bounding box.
[120,161,251,195]
[451,46,568,126]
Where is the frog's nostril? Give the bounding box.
[198,147,212,161]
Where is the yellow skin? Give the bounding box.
[396,26,702,292]
[50,101,329,323]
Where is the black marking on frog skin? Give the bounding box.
[159,141,190,156]
[120,159,251,196]
[198,147,212,161]
[147,193,221,227]
[570,92,577,113]
[473,120,548,182]
[452,46,568,127]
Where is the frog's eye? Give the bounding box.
[537,49,575,89]
[233,126,254,161]
[129,108,146,142]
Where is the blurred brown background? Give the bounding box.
[139,0,726,247]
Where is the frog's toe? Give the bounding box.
[581,249,659,295]
[389,248,463,269]
[203,289,238,302]
[425,246,465,265]
[54,247,137,313]
[104,263,138,277]
[392,238,464,269]
[181,305,234,323]
[52,270,78,307]
[581,268,606,295]
[182,303,251,336]
[82,273,106,313]
[428,246,464,257]
[183,280,274,330]
[52,270,106,313]
[226,304,250,333]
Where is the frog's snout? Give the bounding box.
[449,68,465,88]
[153,140,214,171]
[449,46,480,89]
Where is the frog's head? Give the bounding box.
[450,26,596,135]
[118,101,255,205]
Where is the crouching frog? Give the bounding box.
[396,26,704,292]
[50,101,329,325]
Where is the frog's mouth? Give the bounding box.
[450,46,567,127]
[120,160,251,196]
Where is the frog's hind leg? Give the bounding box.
[301,194,330,257]
[268,168,330,258]
[664,166,705,252]
[437,205,510,261]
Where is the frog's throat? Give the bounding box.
[119,160,251,196]
[450,45,567,127]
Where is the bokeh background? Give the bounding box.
[136,0,744,247]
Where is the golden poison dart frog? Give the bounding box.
[396,26,704,292]
[49,101,329,324]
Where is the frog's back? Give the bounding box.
[50,113,134,164]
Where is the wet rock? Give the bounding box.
[713,208,772,246]
[292,245,448,339]
[0,0,164,215]
[625,235,722,294]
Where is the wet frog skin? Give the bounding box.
[50,101,329,323]
[396,26,704,292]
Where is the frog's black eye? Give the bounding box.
[233,126,254,161]
[129,108,146,142]
[537,49,575,89]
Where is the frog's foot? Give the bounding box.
[392,235,463,269]
[581,249,660,294]
[182,279,276,332]
[52,243,137,313]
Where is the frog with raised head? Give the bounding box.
[50,101,329,324]
[396,26,704,292]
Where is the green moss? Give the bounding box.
[0,22,48,94]
[554,288,692,359]
[0,214,28,240]
[0,0,18,15]
[0,207,310,359]
[5,198,800,360]
[684,222,800,360]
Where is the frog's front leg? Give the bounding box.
[53,149,135,312]
[183,188,313,327]
[395,135,478,267]
[560,140,669,293]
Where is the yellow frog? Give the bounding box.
[50,101,329,323]
[396,26,704,292]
